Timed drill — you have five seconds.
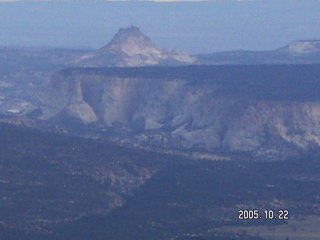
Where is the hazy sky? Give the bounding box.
[1,0,320,53]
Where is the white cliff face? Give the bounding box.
[222,101,320,152]
[100,78,139,126]
[77,26,195,67]
[169,49,195,64]
[286,40,320,55]
[50,66,320,156]
[67,102,98,123]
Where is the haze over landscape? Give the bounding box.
[1,1,320,240]
[1,0,320,53]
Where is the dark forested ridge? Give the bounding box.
[0,123,320,240]
[53,155,320,240]
[0,123,168,239]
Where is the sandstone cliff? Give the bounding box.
[48,65,320,157]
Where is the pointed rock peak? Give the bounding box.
[97,25,166,61]
[117,26,143,37]
[107,26,152,47]
[77,26,195,67]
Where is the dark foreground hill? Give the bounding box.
[0,123,167,238]
[1,123,320,240]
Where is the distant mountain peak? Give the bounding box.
[76,26,195,67]
[100,26,162,58]
[108,26,149,45]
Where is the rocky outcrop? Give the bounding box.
[49,65,320,157]
[75,26,195,67]
[284,40,320,55]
